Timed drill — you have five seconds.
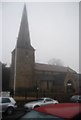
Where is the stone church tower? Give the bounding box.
[10,4,78,101]
[10,5,35,96]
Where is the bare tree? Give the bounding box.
[48,58,64,66]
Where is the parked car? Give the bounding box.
[24,97,59,111]
[20,103,81,120]
[0,97,17,115]
[70,95,81,103]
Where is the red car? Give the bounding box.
[20,103,81,120]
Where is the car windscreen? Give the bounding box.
[2,98,11,103]
[20,110,64,120]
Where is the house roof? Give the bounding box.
[35,63,76,73]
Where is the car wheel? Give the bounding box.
[55,102,58,104]
[6,107,14,115]
[34,105,40,108]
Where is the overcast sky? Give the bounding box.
[0,1,80,73]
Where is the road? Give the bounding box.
[2,108,26,120]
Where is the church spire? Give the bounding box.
[17,4,31,48]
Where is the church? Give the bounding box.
[10,5,78,102]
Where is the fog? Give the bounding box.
[0,2,79,73]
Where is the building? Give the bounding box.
[79,2,81,94]
[0,62,2,92]
[10,5,78,102]
[2,64,10,91]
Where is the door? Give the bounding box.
[44,98,54,105]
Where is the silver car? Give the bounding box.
[24,97,59,110]
[0,97,17,115]
[70,95,81,103]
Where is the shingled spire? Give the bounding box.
[17,4,31,48]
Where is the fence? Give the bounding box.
[14,91,71,104]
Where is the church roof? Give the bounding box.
[17,4,32,49]
[35,63,76,73]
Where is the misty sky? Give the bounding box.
[0,1,80,73]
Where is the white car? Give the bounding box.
[0,97,17,115]
[24,97,59,111]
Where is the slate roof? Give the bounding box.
[35,63,76,73]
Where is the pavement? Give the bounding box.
[2,108,26,120]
